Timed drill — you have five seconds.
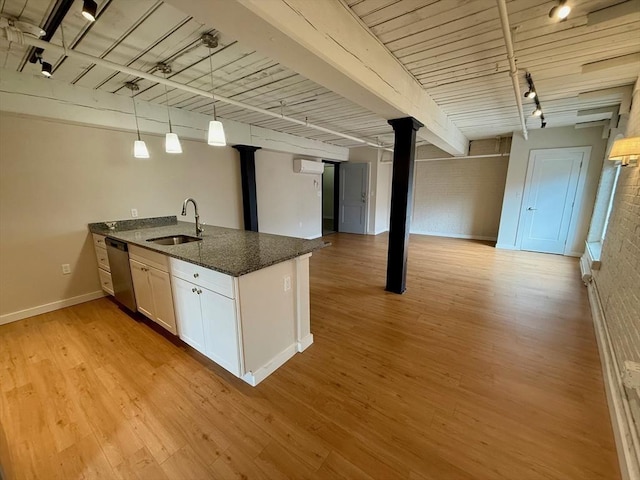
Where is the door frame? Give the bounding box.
[321,160,341,234]
[516,146,592,256]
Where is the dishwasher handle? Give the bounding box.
[105,238,128,252]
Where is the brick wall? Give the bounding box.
[591,78,640,429]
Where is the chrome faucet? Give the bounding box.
[181,197,203,236]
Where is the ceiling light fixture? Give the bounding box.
[157,63,182,154]
[81,0,97,22]
[533,107,543,117]
[125,82,149,159]
[608,136,640,167]
[202,33,226,147]
[549,0,571,20]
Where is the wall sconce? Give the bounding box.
[608,136,640,167]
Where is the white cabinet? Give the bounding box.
[92,234,113,295]
[129,246,177,335]
[170,258,242,377]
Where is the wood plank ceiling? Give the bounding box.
[0,0,639,148]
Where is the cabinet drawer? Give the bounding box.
[169,257,235,299]
[95,246,110,271]
[93,233,107,250]
[130,245,169,272]
[98,268,114,295]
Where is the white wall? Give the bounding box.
[374,160,392,234]
[496,126,607,254]
[412,157,508,240]
[0,112,243,318]
[255,150,322,239]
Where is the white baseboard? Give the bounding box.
[565,250,584,258]
[297,333,314,352]
[0,290,106,326]
[241,344,297,386]
[411,231,497,241]
[495,243,519,250]
[587,280,640,480]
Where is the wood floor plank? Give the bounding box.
[0,233,620,479]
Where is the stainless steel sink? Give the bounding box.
[147,235,203,245]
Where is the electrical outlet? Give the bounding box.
[61,264,71,275]
[284,276,291,292]
[131,208,138,218]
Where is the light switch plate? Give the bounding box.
[131,208,138,218]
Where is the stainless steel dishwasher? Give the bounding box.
[105,237,137,312]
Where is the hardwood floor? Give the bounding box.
[0,233,620,479]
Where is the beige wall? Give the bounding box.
[0,113,242,318]
[497,126,607,254]
[412,157,508,240]
[255,150,322,239]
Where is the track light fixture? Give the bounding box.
[82,0,97,22]
[549,0,571,20]
[524,72,547,128]
[125,82,150,159]
[202,33,226,147]
[41,60,52,77]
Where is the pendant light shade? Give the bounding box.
[134,140,150,159]
[203,34,226,147]
[207,120,226,146]
[82,0,97,22]
[165,133,182,154]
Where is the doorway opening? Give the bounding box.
[322,161,340,235]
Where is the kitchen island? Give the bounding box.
[89,216,326,386]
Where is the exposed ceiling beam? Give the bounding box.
[588,0,640,26]
[581,53,640,75]
[576,107,616,117]
[165,0,469,156]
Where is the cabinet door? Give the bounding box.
[171,276,205,352]
[200,288,242,376]
[149,267,177,335]
[130,259,154,319]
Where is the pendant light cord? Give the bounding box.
[130,87,142,141]
[163,74,173,133]
[208,47,218,121]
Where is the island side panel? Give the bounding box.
[295,253,313,351]
[238,260,296,375]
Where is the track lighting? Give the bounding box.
[524,72,547,128]
[82,0,97,22]
[125,82,149,159]
[202,33,226,147]
[549,0,571,20]
[40,61,52,77]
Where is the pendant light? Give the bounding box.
[125,82,149,159]
[158,63,182,154]
[203,33,226,146]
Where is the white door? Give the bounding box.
[201,288,241,376]
[149,267,177,335]
[129,259,153,319]
[519,148,585,254]
[171,276,205,351]
[339,163,368,234]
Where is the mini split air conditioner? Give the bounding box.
[293,158,325,175]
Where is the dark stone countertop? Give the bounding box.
[88,217,328,277]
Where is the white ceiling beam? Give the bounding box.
[578,85,634,114]
[582,53,640,75]
[166,0,469,156]
[587,0,640,26]
[576,107,616,117]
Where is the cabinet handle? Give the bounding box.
[193,273,199,278]
[197,289,202,295]
[192,287,197,293]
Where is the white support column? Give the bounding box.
[294,253,313,352]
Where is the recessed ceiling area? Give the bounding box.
[0,0,639,148]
